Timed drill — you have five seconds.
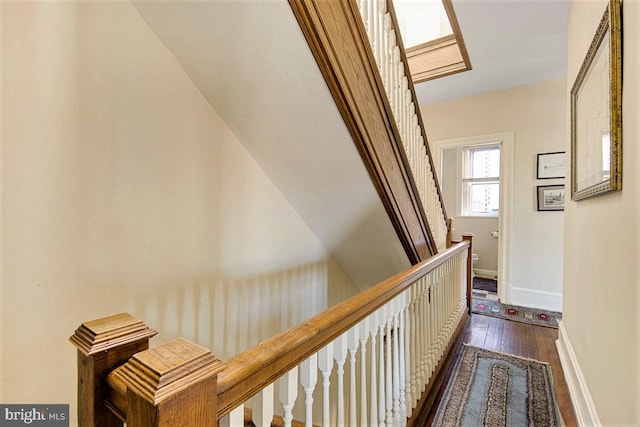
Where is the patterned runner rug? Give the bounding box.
[472,299,562,328]
[433,345,561,426]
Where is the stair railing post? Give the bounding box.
[69,313,158,427]
[446,218,454,248]
[114,337,226,427]
[461,233,474,314]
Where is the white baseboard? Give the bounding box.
[509,286,562,312]
[556,321,602,426]
[474,268,497,279]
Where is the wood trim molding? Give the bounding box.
[399,0,472,83]
[406,35,468,83]
[288,0,439,262]
[556,321,602,426]
[442,0,472,71]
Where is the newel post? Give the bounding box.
[461,233,474,314]
[446,218,454,248]
[69,313,158,427]
[114,337,226,427]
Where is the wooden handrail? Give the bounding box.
[215,240,470,418]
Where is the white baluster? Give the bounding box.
[252,384,274,427]
[386,25,394,93]
[300,354,318,427]
[370,0,377,57]
[279,368,298,427]
[385,304,393,426]
[402,78,409,143]
[393,48,402,128]
[383,14,391,90]
[408,285,417,409]
[360,0,368,37]
[423,276,431,388]
[392,298,402,425]
[367,0,375,42]
[375,0,381,67]
[334,333,349,427]
[399,291,409,425]
[220,405,244,427]
[369,312,379,426]
[359,317,371,427]
[378,307,386,427]
[318,342,334,427]
[347,325,360,427]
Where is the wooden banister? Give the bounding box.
[71,240,472,426]
[215,240,470,419]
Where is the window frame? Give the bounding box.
[460,143,501,217]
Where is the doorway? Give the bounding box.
[433,132,514,303]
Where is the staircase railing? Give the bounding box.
[358,0,449,252]
[289,0,449,261]
[70,236,472,427]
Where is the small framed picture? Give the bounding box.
[537,152,566,179]
[537,185,565,211]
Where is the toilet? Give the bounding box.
[472,253,479,278]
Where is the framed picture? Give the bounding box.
[537,152,565,179]
[537,185,565,211]
[570,0,622,201]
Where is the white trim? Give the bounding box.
[509,286,562,312]
[473,268,497,279]
[556,321,602,427]
[432,131,514,304]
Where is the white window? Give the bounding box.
[462,144,500,217]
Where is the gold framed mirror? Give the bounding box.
[570,0,622,201]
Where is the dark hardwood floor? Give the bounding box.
[426,314,577,426]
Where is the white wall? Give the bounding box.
[0,0,359,419]
[424,78,566,310]
[560,0,640,424]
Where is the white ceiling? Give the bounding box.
[416,0,573,105]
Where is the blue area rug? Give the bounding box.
[433,345,560,426]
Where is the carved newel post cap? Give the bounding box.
[115,337,227,405]
[70,313,158,356]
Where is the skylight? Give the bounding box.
[393,0,471,83]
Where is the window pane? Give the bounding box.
[469,182,499,215]
[465,147,500,178]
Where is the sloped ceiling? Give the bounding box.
[133,0,411,289]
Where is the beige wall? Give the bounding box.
[0,0,358,417]
[424,78,567,310]
[562,0,640,424]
